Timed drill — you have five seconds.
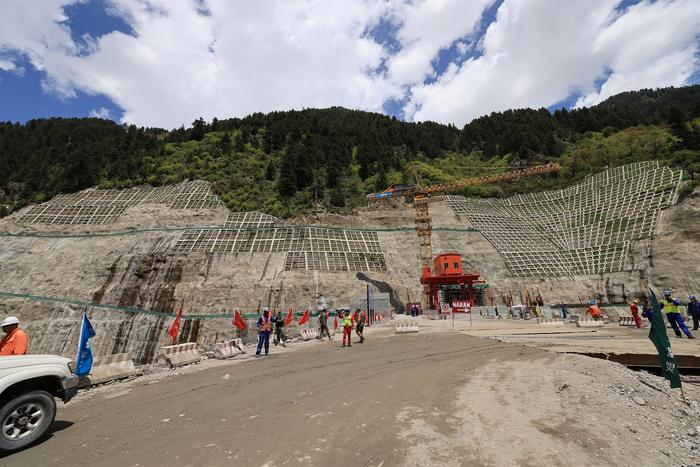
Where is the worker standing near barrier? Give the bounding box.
[586,302,602,321]
[688,295,700,331]
[662,290,694,339]
[561,303,567,320]
[256,307,274,356]
[318,308,332,341]
[0,316,28,355]
[273,310,287,348]
[355,308,365,344]
[341,309,354,347]
[630,300,642,328]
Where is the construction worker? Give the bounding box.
[256,307,273,356]
[341,309,354,347]
[630,299,642,328]
[318,308,332,341]
[662,290,694,339]
[688,295,700,331]
[561,303,568,320]
[273,310,287,347]
[0,316,28,355]
[586,301,602,320]
[355,308,365,343]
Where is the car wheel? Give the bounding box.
[0,391,56,453]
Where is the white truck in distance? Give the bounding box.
[0,355,78,453]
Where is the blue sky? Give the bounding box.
[1,0,698,128]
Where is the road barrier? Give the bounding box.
[300,328,319,341]
[157,343,201,368]
[89,352,136,385]
[618,317,642,327]
[395,323,419,334]
[537,319,565,326]
[576,318,605,328]
[213,340,243,359]
[230,337,245,353]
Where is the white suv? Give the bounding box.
[0,355,79,453]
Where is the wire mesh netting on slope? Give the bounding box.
[441,161,683,277]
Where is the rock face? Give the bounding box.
[0,185,698,363]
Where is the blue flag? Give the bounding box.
[75,313,96,376]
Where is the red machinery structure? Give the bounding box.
[420,253,487,312]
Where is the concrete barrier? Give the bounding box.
[537,319,565,326]
[230,337,246,353]
[157,342,201,368]
[395,323,419,334]
[213,339,243,359]
[618,317,641,327]
[300,328,319,341]
[576,318,605,328]
[89,352,136,385]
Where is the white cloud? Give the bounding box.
[0,0,79,73]
[575,0,700,107]
[406,0,700,125]
[14,0,397,128]
[0,0,698,128]
[384,0,493,86]
[88,107,113,119]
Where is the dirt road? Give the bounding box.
[3,321,699,466]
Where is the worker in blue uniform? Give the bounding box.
[662,290,694,339]
[688,295,700,331]
[256,306,274,355]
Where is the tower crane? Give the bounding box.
[367,163,561,308]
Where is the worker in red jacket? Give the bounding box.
[630,300,642,328]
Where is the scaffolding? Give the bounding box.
[442,162,683,277]
[17,180,223,225]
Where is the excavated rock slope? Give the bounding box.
[0,186,697,363]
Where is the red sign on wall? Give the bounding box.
[451,301,470,312]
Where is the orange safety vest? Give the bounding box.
[260,314,272,332]
[0,328,28,355]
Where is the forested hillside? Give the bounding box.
[1,85,699,218]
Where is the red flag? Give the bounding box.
[333,316,338,330]
[168,305,184,344]
[284,307,294,326]
[298,309,310,325]
[233,309,247,330]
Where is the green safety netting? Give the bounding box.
[0,290,355,320]
[0,224,478,239]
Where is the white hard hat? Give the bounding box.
[263,306,270,312]
[1,316,19,327]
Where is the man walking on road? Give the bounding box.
[662,290,694,339]
[341,309,354,347]
[355,308,365,344]
[274,310,287,347]
[318,308,332,341]
[256,307,274,356]
[688,295,700,331]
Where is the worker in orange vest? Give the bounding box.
[256,307,273,356]
[586,302,602,320]
[0,316,28,355]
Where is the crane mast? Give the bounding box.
[366,162,561,311]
